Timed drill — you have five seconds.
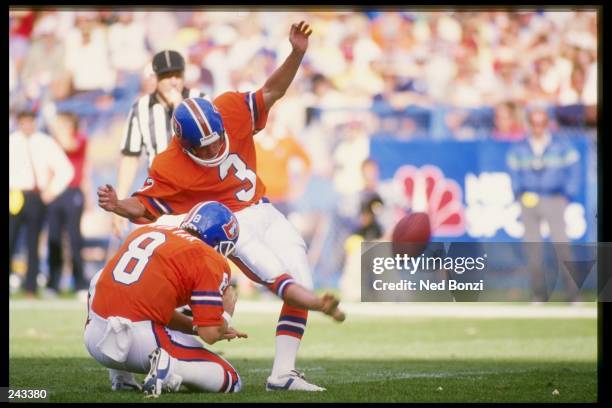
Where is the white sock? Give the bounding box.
[271,335,301,378]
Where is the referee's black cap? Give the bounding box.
[152,50,185,75]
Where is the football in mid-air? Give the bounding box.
[391,212,431,257]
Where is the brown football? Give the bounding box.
[391,212,431,257]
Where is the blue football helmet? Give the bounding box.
[172,97,230,167]
[180,201,239,257]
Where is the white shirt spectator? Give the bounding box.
[424,53,457,104]
[144,11,179,52]
[64,26,116,91]
[332,124,370,196]
[9,130,74,198]
[108,14,150,73]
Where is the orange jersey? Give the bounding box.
[132,90,269,222]
[91,225,231,327]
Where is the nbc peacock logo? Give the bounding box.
[393,165,466,237]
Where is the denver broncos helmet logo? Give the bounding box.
[222,217,239,240]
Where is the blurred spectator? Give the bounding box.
[9,11,33,97]
[332,118,371,203]
[184,42,215,95]
[10,9,37,39]
[371,67,430,120]
[144,11,180,53]
[355,159,384,240]
[506,106,580,301]
[64,11,116,93]
[44,112,89,299]
[255,112,312,216]
[492,101,526,141]
[202,22,239,94]
[558,65,589,106]
[9,109,74,297]
[339,158,384,302]
[20,13,69,102]
[448,60,483,108]
[108,11,149,74]
[106,11,149,116]
[305,73,353,129]
[107,12,150,75]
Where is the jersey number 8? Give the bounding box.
[112,232,167,285]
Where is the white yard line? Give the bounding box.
[9,299,597,319]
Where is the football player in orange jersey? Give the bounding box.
[85,201,247,396]
[98,22,345,391]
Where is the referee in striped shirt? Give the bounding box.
[112,50,205,237]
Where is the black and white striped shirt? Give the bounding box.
[120,88,206,167]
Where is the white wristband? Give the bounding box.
[222,311,232,326]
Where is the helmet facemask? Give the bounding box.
[215,241,236,257]
[183,131,230,167]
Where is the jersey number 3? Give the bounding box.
[112,231,166,285]
[219,153,256,202]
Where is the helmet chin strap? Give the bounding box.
[185,132,231,167]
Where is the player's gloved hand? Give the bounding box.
[223,327,248,341]
[98,184,119,212]
[289,21,312,54]
[320,293,346,322]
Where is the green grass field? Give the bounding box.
[9,300,597,403]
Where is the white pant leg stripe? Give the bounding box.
[224,370,233,393]
[277,279,294,297]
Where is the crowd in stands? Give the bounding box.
[10,10,597,134]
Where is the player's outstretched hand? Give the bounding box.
[320,293,346,322]
[223,327,248,341]
[289,21,312,54]
[97,184,119,212]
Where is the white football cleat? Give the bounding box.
[109,369,142,392]
[143,348,182,398]
[266,370,326,392]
